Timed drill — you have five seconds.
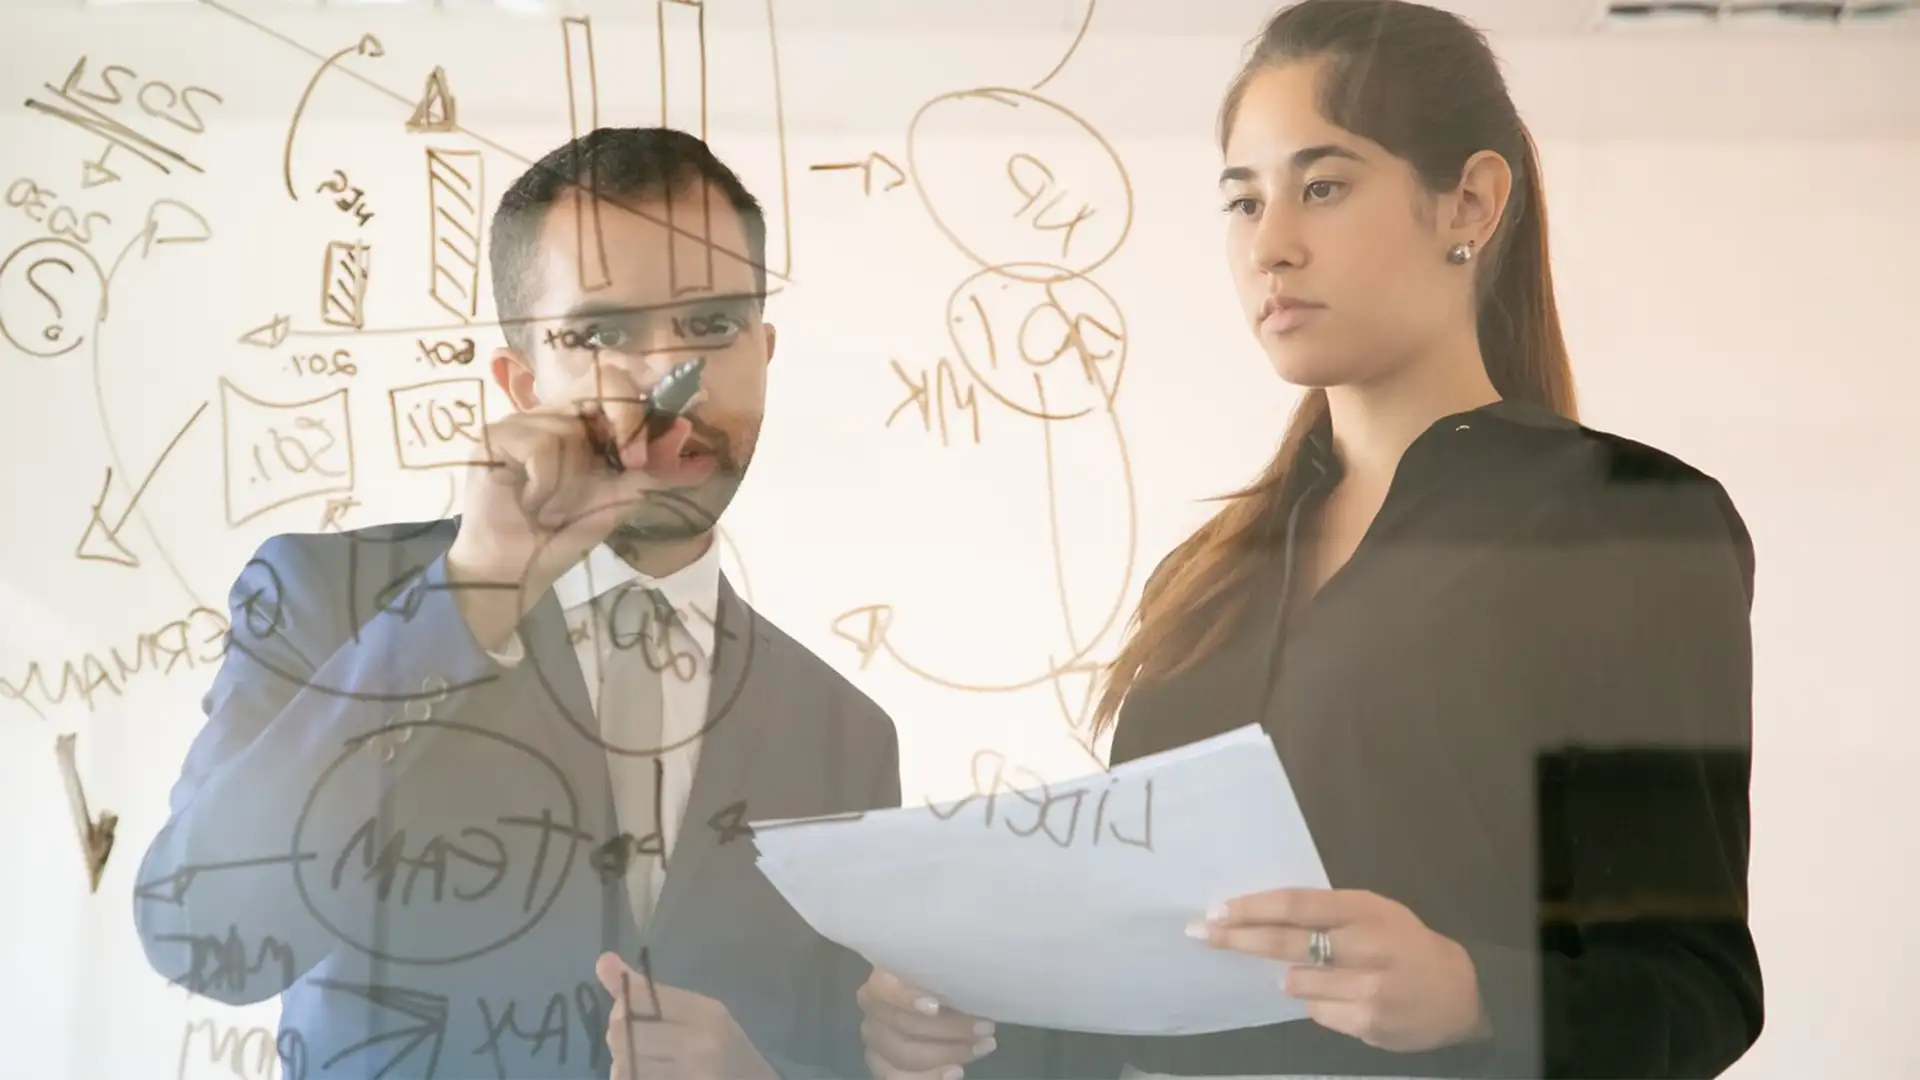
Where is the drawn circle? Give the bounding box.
[907,87,1134,283]
[522,489,760,758]
[946,262,1129,419]
[222,536,507,709]
[292,719,581,966]
[0,238,106,358]
[215,486,755,729]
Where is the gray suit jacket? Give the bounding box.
[134,518,901,1079]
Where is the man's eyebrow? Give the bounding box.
[557,292,765,323]
[1218,144,1368,186]
[559,300,635,324]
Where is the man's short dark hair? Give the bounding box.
[488,126,768,354]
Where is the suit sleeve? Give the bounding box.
[1462,476,1765,1078]
[132,534,512,1005]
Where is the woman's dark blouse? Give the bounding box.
[977,400,1763,1079]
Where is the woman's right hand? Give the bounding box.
[857,968,999,1080]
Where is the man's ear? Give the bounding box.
[492,346,540,411]
[761,321,777,365]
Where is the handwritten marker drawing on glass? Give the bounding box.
[389,376,491,471]
[426,148,484,321]
[560,16,611,293]
[660,0,714,295]
[218,377,356,527]
[319,239,370,329]
[406,65,458,134]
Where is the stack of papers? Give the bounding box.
[750,725,1331,1036]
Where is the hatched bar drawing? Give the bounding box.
[320,240,371,330]
[426,148,483,321]
[560,16,610,292]
[660,0,713,294]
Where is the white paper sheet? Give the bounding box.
[749,725,1332,1036]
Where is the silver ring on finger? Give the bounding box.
[1307,929,1334,967]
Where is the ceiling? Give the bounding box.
[44,0,1920,36]
[23,0,1918,137]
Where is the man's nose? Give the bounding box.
[613,336,683,394]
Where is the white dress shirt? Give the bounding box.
[483,539,720,930]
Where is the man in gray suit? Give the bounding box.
[134,127,900,1080]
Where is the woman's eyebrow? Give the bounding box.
[1218,143,1368,186]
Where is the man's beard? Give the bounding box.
[609,475,739,544]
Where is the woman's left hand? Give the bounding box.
[1188,888,1494,1053]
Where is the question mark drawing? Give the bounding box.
[0,238,104,359]
[25,258,72,343]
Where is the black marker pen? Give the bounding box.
[643,356,706,438]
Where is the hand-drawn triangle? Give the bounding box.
[80,151,119,189]
[238,315,290,349]
[406,67,457,133]
[76,506,139,567]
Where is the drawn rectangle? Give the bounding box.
[320,241,371,330]
[659,0,713,294]
[560,16,610,292]
[219,378,356,527]
[644,0,789,286]
[659,0,708,138]
[390,377,490,470]
[426,148,483,321]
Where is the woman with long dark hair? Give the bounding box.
[855,2,1763,1076]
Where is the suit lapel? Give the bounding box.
[644,572,770,946]
[521,585,602,776]
[520,585,640,960]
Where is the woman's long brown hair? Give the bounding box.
[1089,0,1580,738]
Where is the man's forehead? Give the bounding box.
[532,182,758,301]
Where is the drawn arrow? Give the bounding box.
[80,144,120,189]
[237,314,291,349]
[313,981,448,1078]
[134,852,320,906]
[100,199,212,320]
[76,401,209,568]
[808,152,906,196]
[141,199,213,252]
[284,33,385,200]
[54,734,117,893]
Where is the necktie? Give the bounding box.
[598,582,672,934]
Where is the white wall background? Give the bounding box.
[0,1,1914,1077]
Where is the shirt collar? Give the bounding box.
[553,538,722,657]
[1298,396,1575,481]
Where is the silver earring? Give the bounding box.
[1447,241,1475,265]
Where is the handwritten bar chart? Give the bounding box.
[319,240,370,329]
[659,0,713,294]
[560,15,610,292]
[426,148,483,321]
